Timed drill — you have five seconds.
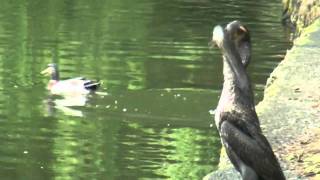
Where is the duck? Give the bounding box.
[41,63,100,95]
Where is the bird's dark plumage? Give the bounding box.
[212,21,285,180]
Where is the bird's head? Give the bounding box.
[212,21,251,67]
[41,63,59,80]
[225,21,249,42]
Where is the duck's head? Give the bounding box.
[41,63,59,81]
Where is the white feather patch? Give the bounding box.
[212,25,224,46]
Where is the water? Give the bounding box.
[0,0,290,179]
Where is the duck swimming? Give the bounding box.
[41,63,100,95]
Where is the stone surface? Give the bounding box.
[282,0,320,34]
[258,19,320,180]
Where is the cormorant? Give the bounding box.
[212,21,285,180]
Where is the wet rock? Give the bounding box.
[203,168,240,180]
[257,19,320,179]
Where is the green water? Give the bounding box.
[0,0,290,179]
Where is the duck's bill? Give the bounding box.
[41,67,52,76]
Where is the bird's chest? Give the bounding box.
[214,88,245,129]
[47,80,58,90]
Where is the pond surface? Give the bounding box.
[0,0,290,179]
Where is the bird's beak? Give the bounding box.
[239,25,247,33]
[41,67,52,76]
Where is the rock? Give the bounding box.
[282,0,320,36]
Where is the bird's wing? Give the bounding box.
[220,119,285,179]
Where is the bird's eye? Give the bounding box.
[234,26,246,39]
[237,29,243,35]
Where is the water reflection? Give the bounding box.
[0,0,290,179]
[45,95,87,117]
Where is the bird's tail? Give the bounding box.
[84,80,100,91]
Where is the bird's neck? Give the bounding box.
[221,56,254,106]
[51,71,59,81]
[223,42,250,89]
[222,57,247,88]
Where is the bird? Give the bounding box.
[212,21,285,180]
[41,63,100,95]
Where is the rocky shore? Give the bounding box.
[257,18,320,180]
